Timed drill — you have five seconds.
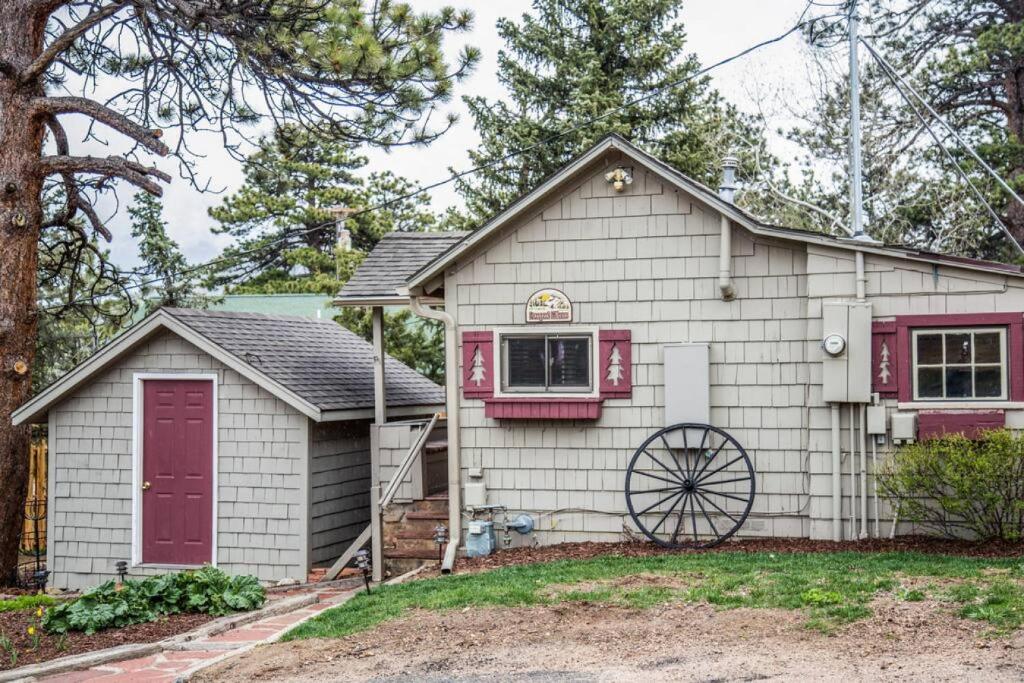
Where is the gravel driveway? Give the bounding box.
[196,597,1024,682]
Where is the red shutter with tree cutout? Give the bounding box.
[462,331,494,398]
[872,320,898,397]
[599,329,632,398]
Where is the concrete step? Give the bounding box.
[424,440,448,453]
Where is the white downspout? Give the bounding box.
[409,296,461,574]
[859,404,868,539]
[718,156,738,301]
[831,404,841,541]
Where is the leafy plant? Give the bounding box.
[42,567,265,635]
[878,430,1024,541]
[0,594,56,614]
[0,633,15,667]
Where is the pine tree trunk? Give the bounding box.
[0,1,46,584]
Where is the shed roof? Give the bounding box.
[13,308,443,425]
[338,231,469,302]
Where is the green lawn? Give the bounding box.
[286,551,1024,640]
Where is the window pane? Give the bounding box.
[506,337,546,387]
[975,367,1003,398]
[916,334,943,364]
[975,332,1002,364]
[917,368,943,398]
[548,338,590,387]
[945,367,972,398]
[945,333,971,365]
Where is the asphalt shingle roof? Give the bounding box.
[164,308,443,412]
[339,231,469,298]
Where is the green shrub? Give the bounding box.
[42,566,265,635]
[0,594,56,614]
[878,430,1024,541]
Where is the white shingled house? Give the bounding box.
[334,134,1024,577]
[13,308,442,590]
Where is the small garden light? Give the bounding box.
[115,560,128,585]
[433,524,448,565]
[32,569,49,592]
[354,549,371,594]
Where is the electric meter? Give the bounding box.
[822,333,847,357]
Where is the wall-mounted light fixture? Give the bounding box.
[604,167,633,192]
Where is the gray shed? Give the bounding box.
[13,308,443,589]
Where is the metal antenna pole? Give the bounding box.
[848,2,869,241]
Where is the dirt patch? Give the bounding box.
[449,536,1024,575]
[196,598,1024,682]
[541,572,693,599]
[0,609,214,671]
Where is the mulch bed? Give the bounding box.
[454,536,1024,573]
[0,608,214,671]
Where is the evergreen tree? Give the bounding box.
[457,0,764,219]
[129,193,212,313]
[209,125,436,293]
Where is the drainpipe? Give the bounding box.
[409,296,461,574]
[831,404,841,541]
[718,156,738,301]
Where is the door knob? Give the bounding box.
[142,481,151,491]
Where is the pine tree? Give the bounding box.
[209,125,437,293]
[606,344,624,386]
[457,0,763,219]
[129,193,212,314]
[469,346,487,386]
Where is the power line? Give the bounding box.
[860,38,1024,256]
[46,2,834,312]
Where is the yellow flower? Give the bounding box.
[36,607,43,618]
[27,626,36,636]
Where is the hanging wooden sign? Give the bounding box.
[526,288,572,323]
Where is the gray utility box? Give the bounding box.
[664,343,710,448]
[822,301,872,404]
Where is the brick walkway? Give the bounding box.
[41,588,356,682]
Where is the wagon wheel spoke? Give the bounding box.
[692,438,728,481]
[649,491,687,535]
[697,476,753,487]
[634,489,687,517]
[699,489,751,504]
[695,454,747,485]
[693,492,722,540]
[626,423,755,550]
[640,450,685,483]
[696,490,740,525]
[632,469,686,486]
[659,433,690,482]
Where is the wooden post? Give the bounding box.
[370,484,383,583]
[372,306,386,426]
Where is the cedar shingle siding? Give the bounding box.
[446,149,1024,543]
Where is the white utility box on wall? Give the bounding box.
[891,413,917,444]
[822,301,872,404]
[664,343,710,447]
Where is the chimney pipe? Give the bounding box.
[718,156,738,301]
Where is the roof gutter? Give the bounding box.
[408,296,461,574]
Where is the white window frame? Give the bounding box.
[493,326,600,399]
[911,327,1008,401]
[131,373,219,569]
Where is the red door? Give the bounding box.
[142,379,214,565]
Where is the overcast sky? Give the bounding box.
[94,0,826,266]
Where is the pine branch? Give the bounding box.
[21,1,129,84]
[31,96,168,156]
[39,155,171,197]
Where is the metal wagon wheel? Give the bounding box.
[625,423,755,549]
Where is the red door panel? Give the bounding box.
[142,379,213,565]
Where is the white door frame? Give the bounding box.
[131,373,219,568]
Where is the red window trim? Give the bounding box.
[483,397,603,420]
[894,313,1024,403]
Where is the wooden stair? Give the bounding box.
[382,492,449,575]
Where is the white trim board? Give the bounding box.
[131,373,219,569]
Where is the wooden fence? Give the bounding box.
[21,439,46,554]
